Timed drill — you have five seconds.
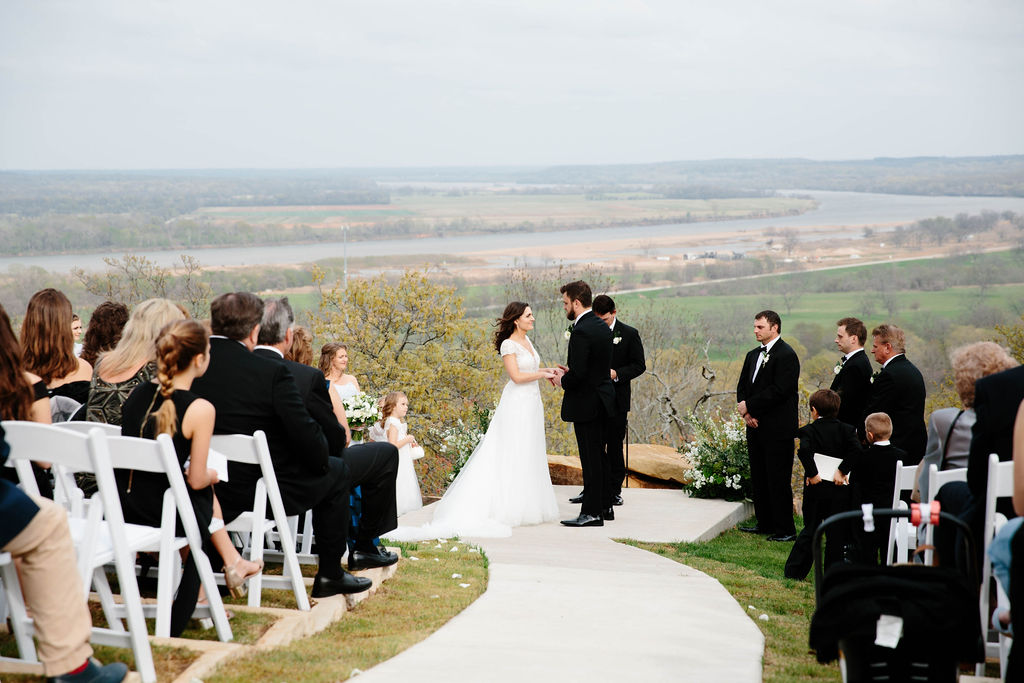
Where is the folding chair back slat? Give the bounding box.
[924,465,967,565]
[886,461,919,565]
[977,453,1014,677]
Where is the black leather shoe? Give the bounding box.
[569,491,585,504]
[349,546,399,571]
[767,534,797,542]
[601,508,614,521]
[311,571,372,597]
[613,494,624,506]
[49,659,128,683]
[561,513,604,527]
[739,525,768,534]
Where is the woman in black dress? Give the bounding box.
[120,319,262,635]
[20,288,93,407]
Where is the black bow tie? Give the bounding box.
[839,355,847,366]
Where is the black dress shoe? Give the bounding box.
[311,571,372,597]
[739,525,768,534]
[349,546,399,571]
[767,534,797,542]
[613,494,624,506]
[601,507,614,521]
[569,491,585,504]
[561,513,604,527]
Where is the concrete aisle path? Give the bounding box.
[359,485,765,682]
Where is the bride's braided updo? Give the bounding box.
[494,301,528,353]
[146,319,209,437]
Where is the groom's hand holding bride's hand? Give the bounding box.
[549,365,567,388]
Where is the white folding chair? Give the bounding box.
[104,433,233,641]
[976,453,1014,678]
[886,461,919,565]
[209,431,310,610]
[0,551,37,665]
[54,421,121,436]
[923,465,968,566]
[2,421,157,683]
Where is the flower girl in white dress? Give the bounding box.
[370,391,424,515]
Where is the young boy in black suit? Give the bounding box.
[856,412,907,566]
[784,389,861,579]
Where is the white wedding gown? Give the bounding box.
[383,337,559,540]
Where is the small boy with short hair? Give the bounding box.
[784,389,861,580]
[856,412,907,565]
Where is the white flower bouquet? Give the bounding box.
[342,391,381,431]
[680,411,751,501]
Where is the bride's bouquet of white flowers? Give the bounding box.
[342,391,381,431]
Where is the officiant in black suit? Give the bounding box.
[552,281,617,527]
[864,324,927,465]
[253,297,399,572]
[586,294,646,505]
[830,316,872,439]
[191,292,387,597]
[736,310,800,541]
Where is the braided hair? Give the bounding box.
[145,319,209,437]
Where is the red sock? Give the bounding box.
[68,660,89,675]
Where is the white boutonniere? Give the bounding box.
[760,351,770,364]
[612,332,622,345]
[564,324,573,341]
[833,360,843,375]
[870,371,880,384]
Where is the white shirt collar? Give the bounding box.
[254,344,284,358]
[872,440,892,446]
[844,348,864,361]
[573,308,593,326]
[882,353,904,369]
[761,336,780,353]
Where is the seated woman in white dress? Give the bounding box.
[318,342,360,442]
[369,391,424,516]
[383,301,560,540]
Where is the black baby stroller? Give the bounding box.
[808,503,984,682]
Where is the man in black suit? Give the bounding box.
[552,280,617,527]
[254,297,399,572]
[191,292,375,597]
[584,294,646,506]
[830,316,872,439]
[736,310,800,541]
[863,324,927,465]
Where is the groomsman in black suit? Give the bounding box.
[830,316,872,439]
[863,324,927,465]
[254,297,399,572]
[736,310,800,541]
[552,281,617,527]
[191,292,383,597]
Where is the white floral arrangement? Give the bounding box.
[342,391,381,431]
[427,404,494,484]
[834,358,844,374]
[680,412,750,501]
[612,331,622,345]
[564,324,573,341]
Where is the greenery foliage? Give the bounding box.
[427,403,494,483]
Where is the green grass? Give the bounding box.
[624,518,840,683]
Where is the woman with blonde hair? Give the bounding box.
[85,298,185,426]
[914,341,1018,501]
[120,319,262,635]
[20,288,93,405]
[319,342,358,441]
[286,326,314,366]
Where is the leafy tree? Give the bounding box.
[997,315,1024,363]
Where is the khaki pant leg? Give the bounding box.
[2,497,93,676]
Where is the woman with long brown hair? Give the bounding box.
[0,302,53,496]
[318,342,356,442]
[20,289,93,406]
[120,319,262,635]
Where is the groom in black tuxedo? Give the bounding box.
[829,316,872,439]
[553,280,617,527]
[736,309,800,542]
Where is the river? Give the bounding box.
[4,190,1024,274]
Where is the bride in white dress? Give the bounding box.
[383,302,560,540]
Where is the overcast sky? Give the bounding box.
[1,0,1022,170]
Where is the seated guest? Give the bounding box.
[286,325,314,366]
[0,303,54,497]
[120,319,263,635]
[79,301,130,367]
[784,389,861,579]
[20,288,93,406]
[85,298,185,426]
[914,341,1017,502]
[254,297,399,570]
[1,424,128,683]
[856,413,906,566]
[864,324,927,464]
[192,292,395,596]
[1006,400,1024,677]
[936,358,1024,572]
